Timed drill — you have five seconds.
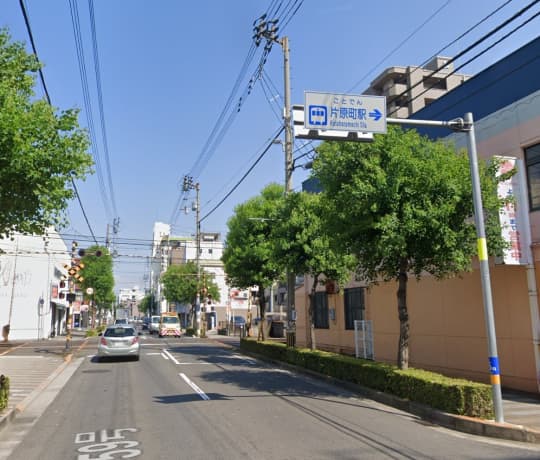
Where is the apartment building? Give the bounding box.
[364,56,471,118]
[150,222,229,329]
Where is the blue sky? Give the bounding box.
[2,0,539,291]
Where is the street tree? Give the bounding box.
[79,245,114,326]
[313,126,509,369]
[161,261,219,326]
[0,29,93,238]
[139,294,156,316]
[222,183,285,340]
[273,191,356,349]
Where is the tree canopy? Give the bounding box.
[222,183,285,339]
[0,29,93,237]
[79,245,115,307]
[272,191,356,348]
[313,126,508,368]
[161,261,220,307]
[222,183,284,289]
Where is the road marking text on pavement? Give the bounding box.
[179,373,210,400]
[75,428,141,459]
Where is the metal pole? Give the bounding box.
[463,112,504,423]
[65,241,77,351]
[281,36,296,335]
[195,182,201,336]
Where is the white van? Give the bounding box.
[149,315,161,334]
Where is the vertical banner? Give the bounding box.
[496,156,530,265]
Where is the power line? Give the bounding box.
[387,0,540,116]
[200,126,285,223]
[171,1,304,227]
[68,0,114,222]
[18,0,98,243]
[347,0,452,93]
[88,0,119,218]
[403,7,540,117]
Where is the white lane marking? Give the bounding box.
[179,373,210,400]
[0,356,44,359]
[146,352,162,356]
[160,352,169,360]
[162,349,179,365]
[231,354,257,365]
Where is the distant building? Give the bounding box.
[364,56,471,118]
[150,222,228,329]
[117,286,145,318]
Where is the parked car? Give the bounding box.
[232,315,246,326]
[142,317,150,330]
[149,315,161,334]
[97,325,141,361]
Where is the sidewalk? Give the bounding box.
[206,330,540,443]
[0,332,91,431]
[1,331,540,444]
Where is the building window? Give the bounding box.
[526,143,540,211]
[344,287,365,330]
[208,248,213,254]
[313,292,329,329]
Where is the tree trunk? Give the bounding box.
[397,257,410,369]
[307,274,319,350]
[258,283,266,341]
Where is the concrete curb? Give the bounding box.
[237,346,540,445]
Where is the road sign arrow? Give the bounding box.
[368,108,382,121]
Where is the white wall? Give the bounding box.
[0,229,69,340]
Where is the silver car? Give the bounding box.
[97,326,141,361]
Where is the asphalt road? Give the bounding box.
[1,334,539,459]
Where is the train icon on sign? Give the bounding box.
[308,105,327,126]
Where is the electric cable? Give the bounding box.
[69,0,114,222]
[347,0,452,93]
[18,0,98,243]
[401,8,540,118]
[88,0,119,218]
[200,126,285,223]
[386,0,540,116]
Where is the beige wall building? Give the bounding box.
[364,56,470,118]
[295,39,540,394]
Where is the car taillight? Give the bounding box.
[100,337,107,345]
[131,337,139,345]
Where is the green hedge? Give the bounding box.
[0,374,9,411]
[240,339,493,418]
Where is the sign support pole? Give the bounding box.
[369,114,504,423]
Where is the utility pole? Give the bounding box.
[253,15,296,344]
[281,35,296,343]
[183,175,201,335]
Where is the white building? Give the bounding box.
[117,286,145,319]
[150,222,229,328]
[0,229,70,341]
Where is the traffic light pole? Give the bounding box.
[65,241,77,351]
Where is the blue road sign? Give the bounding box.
[304,91,387,134]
